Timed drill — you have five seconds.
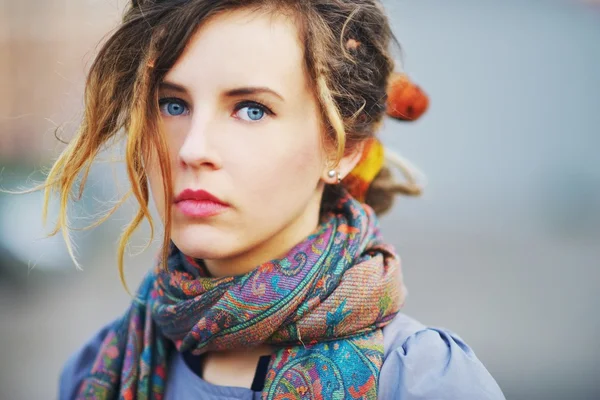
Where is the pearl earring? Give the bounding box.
[327,169,342,183]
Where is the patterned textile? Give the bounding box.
[76,192,404,399]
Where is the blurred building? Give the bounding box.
[0,0,122,163]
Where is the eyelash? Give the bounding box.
[157,97,275,118]
[158,97,189,117]
[233,100,274,118]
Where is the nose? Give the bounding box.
[178,116,222,170]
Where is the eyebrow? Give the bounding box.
[224,87,285,101]
[159,81,187,94]
[159,81,284,101]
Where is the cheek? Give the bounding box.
[230,122,324,206]
[282,144,323,181]
[276,116,326,186]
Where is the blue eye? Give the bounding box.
[159,98,189,116]
[235,102,270,122]
[246,107,264,121]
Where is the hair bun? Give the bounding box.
[386,72,429,121]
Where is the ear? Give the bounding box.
[321,141,366,184]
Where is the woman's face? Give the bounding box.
[146,9,355,276]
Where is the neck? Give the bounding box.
[203,194,323,278]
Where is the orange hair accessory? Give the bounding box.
[343,72,429,202]
[386,72,429,121]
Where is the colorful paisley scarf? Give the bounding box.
[76,193,405,399]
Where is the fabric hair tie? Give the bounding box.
[343,72,429,202]
[342,138,385,202]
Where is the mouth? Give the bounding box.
[174,189,230,218]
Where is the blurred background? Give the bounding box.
[1,0,599,398]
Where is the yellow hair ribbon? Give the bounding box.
[342,138,385,202]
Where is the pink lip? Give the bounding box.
[174,189,230,218]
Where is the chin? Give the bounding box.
[170,222,241,260]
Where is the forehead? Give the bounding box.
[164,9,309,95]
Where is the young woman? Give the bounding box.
[46,0,505,398]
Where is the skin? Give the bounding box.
[145,9,362,387]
